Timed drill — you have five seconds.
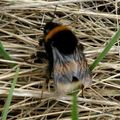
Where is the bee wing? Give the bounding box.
[52,45,92,93]
[52,46,77,82]
[74,45,92,88]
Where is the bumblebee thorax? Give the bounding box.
[44,22,78,55]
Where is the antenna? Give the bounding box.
[50,5,58,22]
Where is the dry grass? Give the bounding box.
[0,0,120,119]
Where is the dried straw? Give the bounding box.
[0,0,120,119]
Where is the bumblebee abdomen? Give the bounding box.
[52,45,92,94]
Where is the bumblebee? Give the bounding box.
[37,22,92,95]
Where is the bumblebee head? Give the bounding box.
[44,22,60,35]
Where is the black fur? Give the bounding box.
[44,22,78,80]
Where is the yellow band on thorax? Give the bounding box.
[45,25,68,42]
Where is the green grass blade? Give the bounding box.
[0,41,15,67]
[72,93,78,120]
[2,67,20,120]
[90,28,120,71]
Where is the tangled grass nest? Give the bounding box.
[0,0,120,119]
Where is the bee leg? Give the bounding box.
[40,66,51,98]
[45,69,50,88]
[31,51,47,63]
[81,84,84,97]
[45,62,53,90]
